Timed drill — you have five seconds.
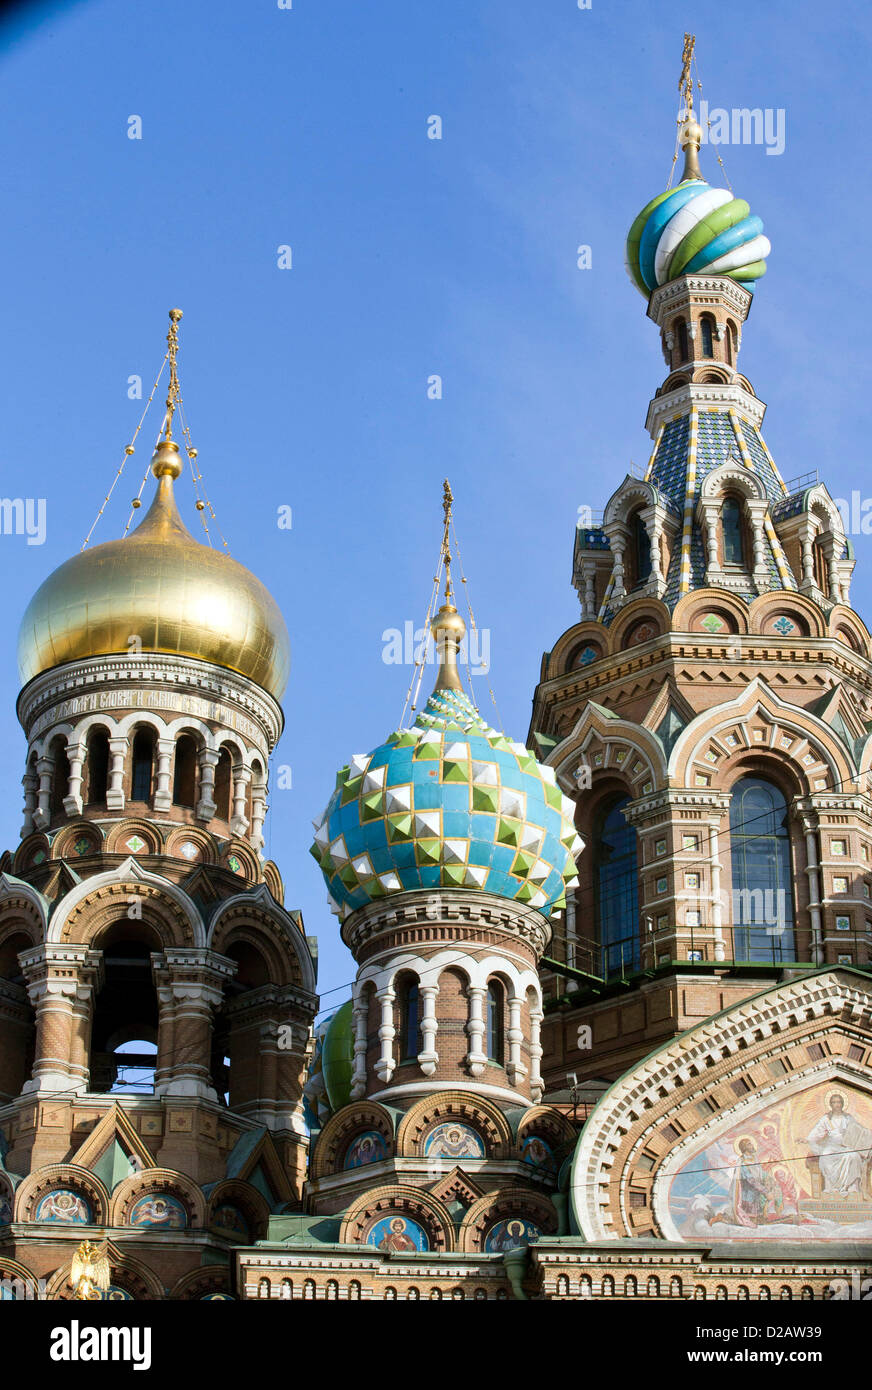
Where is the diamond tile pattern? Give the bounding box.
[311,688,581,921]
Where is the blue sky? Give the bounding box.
[0,0,870,1011]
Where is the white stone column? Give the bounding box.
[375,987,396,1084]
[805,826,824,965]
[828,553,840,604]
[153,737,174,813]
[32,755,54,830]
[250,784,267,853]
[106,737,128,811]
[230,764,252,836]
[351,987,368,1099]
[709,822,726,961]
[583,566,596,619]
[417,983,438,1076]
[506,995,526,1087]
[63,740,86,817]
[196,748,219,820]
[21,765,38,837]
[466,985,487,1077]
[800,533,814,587]
[702,504,721,576]
[529,997,544,1103]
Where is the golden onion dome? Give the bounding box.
[17,439,290,698]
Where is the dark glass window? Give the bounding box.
[729,777,796,962]
[596,796,640,976]
[813,539,828,591]
[398,980,420,1060]
[131,731,153,803]
[701,315,714,357]
[676,320,689,361]
[722,498,744,566]
[485,981,504,1063]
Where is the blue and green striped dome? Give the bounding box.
[625,178,770,296]
[311,687,581,921]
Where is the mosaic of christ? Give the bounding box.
[667,1081,872,1241]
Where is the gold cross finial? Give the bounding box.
[441,478,454,604]
[164,308,183,441]
[679,33,695,115]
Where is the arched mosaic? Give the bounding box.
[364,1214,429,1253]
[129,1193,187,1229]
[483,1217,541,1252]
[34,1190,91,1224]
[345,1130,387,1169]
[422,1122,485,1161]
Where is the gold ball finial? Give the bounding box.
[151,438,183,480]
[169,307,183,322]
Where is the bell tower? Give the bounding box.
[0,312,317,1302]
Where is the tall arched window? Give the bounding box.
[729,777,796,962]
[700,314,715,357]
[595,796,640,976]
[485,980,504,1063]
[49,736,69,814]
[398,977,420,1061]
[722,497,744,566]
[130,730,153,803]
[85,729,110,804]
[214,748,232,820]
[675,319,689,362]
[726,321,737,366]
[172,735,198,806]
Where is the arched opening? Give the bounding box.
[211,939,271,1108]
[49,736,69,815]
[485,978,505,1064]
[397,974,421,1062]
[85,728,110,805]
[90,929,160,1093]
[0,931,36,1098]
[130,729,154,805]
[722,496,745,566]
[625,511,651,591]
[674,318,689,363]
[172,735,198,807]
[0,932,29,983]
[729,776,796,962]
[214,748,233,821]
[726,320,738,365]
[700,313,715,358]
[595,795,640,976]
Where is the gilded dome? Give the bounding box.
[17,441,290,698]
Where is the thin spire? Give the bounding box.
[677,33,704,183]
[431,478,466,693]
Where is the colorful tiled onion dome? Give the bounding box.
[310,594,581,922]
[625,112,770,295]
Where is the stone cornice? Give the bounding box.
[647,274,754,321]
[645,382,766,438]
[341,888,552,959]
[18,652,283,750]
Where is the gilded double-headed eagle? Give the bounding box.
[71,1241,111,1300]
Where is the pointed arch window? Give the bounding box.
[595,795,640,976]
[729,777,796,962]
[722,497,745,566]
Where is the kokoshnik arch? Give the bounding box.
[2,37,872,1302]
